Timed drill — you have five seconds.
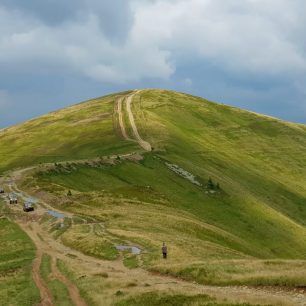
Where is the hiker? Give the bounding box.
[162,242,167,259]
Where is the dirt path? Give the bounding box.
[31,250,53,306]
[116,96,131,141]
[51,257,87,306]
[115,91,151,151]
[3,169,306,305]
[125,91,152,151]
[18,217,88,306]
[2,175,87,306]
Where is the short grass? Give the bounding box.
[35,154,306,260]
[115,292,263,306]
[123,254,139,269]
[3,89,306,297]
[61,224,119,260]
[56,258,96,306]
[0,200,40,305]
[154,259,306,286]
[0,92,138,174]
[40,254,52,280]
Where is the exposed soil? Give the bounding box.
[116,95,131,141]
[116,91,151,151]
[32,250,53,306]
[125,91,152,151]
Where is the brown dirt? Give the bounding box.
[116,95,131,141]
[125,91,152,151]
[51,256,87,306]
[31,250,53,306]
[115,91,151,151]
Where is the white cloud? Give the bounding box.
[131,0,306,76]
[0,1,305,84]
[0,0,306,128]
[0,6,174,84]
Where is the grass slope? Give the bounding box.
[0,200,40,305]
[0,91,138,173]
[3,89,306,289]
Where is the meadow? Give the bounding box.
[0,200,40,305]
[1,89,306,305]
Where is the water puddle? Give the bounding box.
[11,192,38,204]
[26,197,37,204]
[115,245,141,254]
[47,210,65,219]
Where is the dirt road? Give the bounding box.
[116,95,130,141]
[3,169,306,306]
[31,249,53,306]
[125,91,151,151]
[116,91,151,151]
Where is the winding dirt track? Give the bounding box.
[116,96,130,141]
[2,93,306,305]
[31,250,53,306]
[5,178,87,306]
[4,179,306,306]
[116,91,151,151]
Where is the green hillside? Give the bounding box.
[2,89,306,291]
[0,91,138,173]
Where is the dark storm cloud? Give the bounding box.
[0,0,133,42]
[0,0,306,128]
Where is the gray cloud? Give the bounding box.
[0,0,306,127]
[0,0,133,42]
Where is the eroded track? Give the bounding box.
[116,91,151,151]
[2,166,306,305]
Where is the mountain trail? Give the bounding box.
[115,91,152,151]
[31,249,53,306]
[116,95,131,141]
[51,256,87,306]
[125,91,152,151]
[2,169,306,305]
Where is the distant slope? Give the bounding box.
[0,91,138,173]
[132,90,306,224]
[3,89,306,266]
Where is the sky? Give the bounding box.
[0,0,306,128]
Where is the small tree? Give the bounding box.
[207,177,215,190]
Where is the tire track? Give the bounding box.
[125,91,152,151]
[51,257,87,306]
[31,250,53,306]
[116,96,130,141]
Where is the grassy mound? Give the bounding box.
[3,89,306,288]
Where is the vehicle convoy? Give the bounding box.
[8,193,17,204]
[23,202,34,212]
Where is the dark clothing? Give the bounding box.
[163,252,167,259]
[162,245,167,259]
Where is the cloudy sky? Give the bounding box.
[1,0,306,128]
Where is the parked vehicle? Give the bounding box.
[8,193,17,204]
[23,202,34,212]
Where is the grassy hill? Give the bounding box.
[0,91,138,173]
[2,89,306,292]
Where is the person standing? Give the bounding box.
[162,242,167,259]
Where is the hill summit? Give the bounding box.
[2,89,306,290]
